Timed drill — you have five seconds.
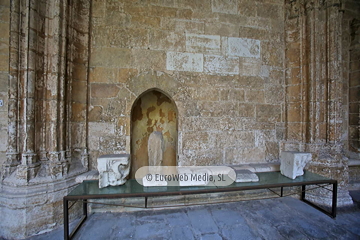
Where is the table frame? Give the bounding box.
[63,174,337,240]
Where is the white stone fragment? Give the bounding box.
[142,174,168,187]
[280,151,312,179]
[228,37,261,58]
[97,154,130,188]
[177,167,210,186]
[233,169,259,182]
[166,52,203,72]
[75,170,99,183]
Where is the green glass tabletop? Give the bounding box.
[67,171,334,197]
[216,170,333,189]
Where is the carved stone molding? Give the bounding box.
[2,0,91,183]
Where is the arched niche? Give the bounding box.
[130,89,178,178]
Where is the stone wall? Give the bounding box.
[342,0,360,159]
[0,0,9,167]
[88,0,285,170]
[0,0,359,239]
[0,0,91,238]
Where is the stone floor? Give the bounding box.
[25,191,360,240]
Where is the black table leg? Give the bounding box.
[83,200,88,218]
[64,199,69,240]
[332,182,337,218]
[301,185,306,200]
[301,183,337,219]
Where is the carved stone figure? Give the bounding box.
[97,154,130,188]
[280,151,312,179]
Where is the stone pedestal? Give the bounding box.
[97,154,130,188]
[280,151,312,179]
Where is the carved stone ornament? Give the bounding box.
[97,154,130,188]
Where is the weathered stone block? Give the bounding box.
[90,48,133,68]
[287,102,301,122]
[245,90,264,103]
[225,147,265,164]
[150,30,185,51]
[105,12,130,27]
[89,67,117,83]
[91,84,119,98]
[97,154,130,188]
[0,54,8,71]
[265,85,284,104]
[71,102,86,122]
[108,28,149,48]
[257,3,282,19]
[177,0,211,11]
[212,0,238,14]
[166,52,203,72]
[265,141,279,161]
[205,23,239,37]
[89,122,116,137]
[186,34,221,54]
[198,101,239,117]
[131,15,161,28]
[228,37,261,58]
[92,0,105,18]
[219,88,244,101]
[148,5,177,18]
[280,151,312,179]
[238,0,257,17]
[239,57,262,76]
[256,104,281,122]
[133,49,166,70]
[183,132,211,151]
[235,76,264,89]
[176,8,193,19]
[237,103,255,118]
[118,68,138,83]
[204,55,239,75]
[192,87,219,101]
[215,131,255,148]
[162,19,204,34]
[287,84,302,102]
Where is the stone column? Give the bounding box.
[284,0,353,206]
[8,0,41,181]
[44,0,69,178]
[3,0,21,179]
[68,0,91,171]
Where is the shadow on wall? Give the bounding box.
[130,89,178,178]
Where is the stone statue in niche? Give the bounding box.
[148,131,164,166]
[97,154,130,188]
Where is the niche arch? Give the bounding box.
[130,88,178,178]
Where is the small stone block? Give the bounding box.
[280,151,312,179]
[233,169,259,182]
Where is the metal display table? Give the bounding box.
[63,171,337,240]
